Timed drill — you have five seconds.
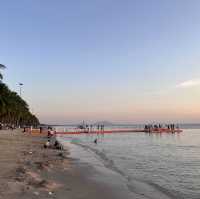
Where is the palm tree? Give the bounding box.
[0,85,40,127]
[0,64,6,80]
[0,65,39,127]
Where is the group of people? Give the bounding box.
[96,124,105,131]
[144,123,179,132]
[0,123,15,130]
[44,127,63,150]
[78,124,105,133]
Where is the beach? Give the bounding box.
[0,129,133,199]
[1,128,199,199]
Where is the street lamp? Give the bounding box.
[18,83,23,97]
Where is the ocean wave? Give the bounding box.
[73,141,174,199]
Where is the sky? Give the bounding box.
[1,0,200,124]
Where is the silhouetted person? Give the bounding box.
[90,125,93,132]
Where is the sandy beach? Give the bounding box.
[0,129,130,199]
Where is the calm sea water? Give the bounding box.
[57,127,200,199]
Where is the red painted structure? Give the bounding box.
[146,128,183,133]
[55,128,183,135]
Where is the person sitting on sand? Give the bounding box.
[54,140,63,150]
[44,140,50,148]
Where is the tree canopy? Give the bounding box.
[0,64,6,80]
[0,66,39,127]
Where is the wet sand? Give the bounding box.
[0,129,130,199]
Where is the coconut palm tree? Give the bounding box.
[0,65,39,127]
[0,85,39,127]
[0,64,6,80]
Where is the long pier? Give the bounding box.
[55,128,183,135]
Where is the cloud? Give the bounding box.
[176,79,200,88]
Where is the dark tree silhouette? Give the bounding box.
[0,65,39,127]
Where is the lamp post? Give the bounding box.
[19,83,23,97]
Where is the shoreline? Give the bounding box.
[57,134,175,199]
[0,129,134,199]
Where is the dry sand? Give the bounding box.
[0,129,126,199]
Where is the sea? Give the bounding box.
[56,124,200,199]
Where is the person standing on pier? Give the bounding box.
[100,125,104,132]
[90,125,93,132]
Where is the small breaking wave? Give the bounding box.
[73,141,175,199]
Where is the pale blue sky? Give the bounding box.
[1,0,200,124]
